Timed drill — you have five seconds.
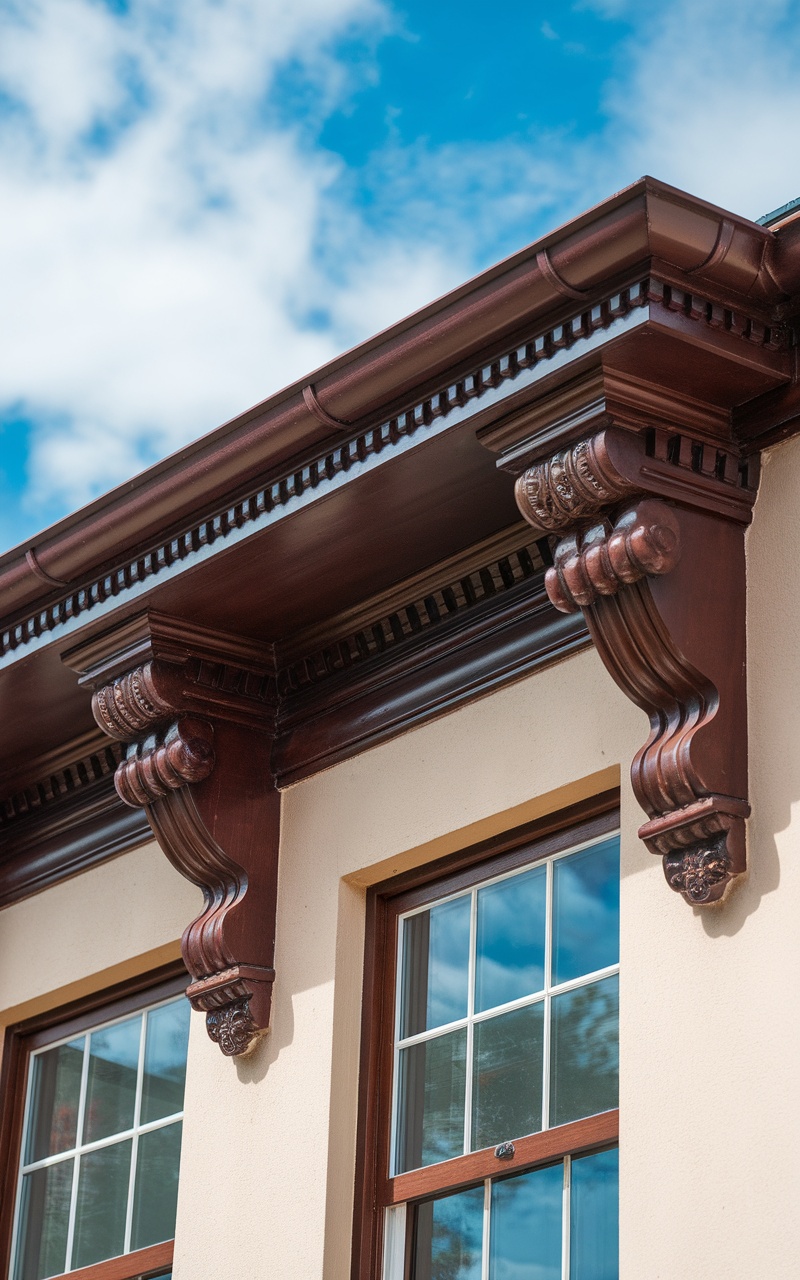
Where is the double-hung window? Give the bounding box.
[356,806,619,1280]
[1,968,190,1280]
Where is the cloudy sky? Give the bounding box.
[1,0,799,553]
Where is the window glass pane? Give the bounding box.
[24,1038,84,1164]
[490,1161,563,1280]
[141,1001,191,1124]
[550,976,619,1128]
[401,898,471,1038]
[13,1159,73,1280]
[71,1138,132,1270]
[395,1029,467,1173]
[83,1016,141,1144]
[475,866,546,1013]
[413,1185,484,1280]
[471,1003,544,1151]
[570,1148,619,1280]
[552,839,619,986]
[131,1121,183,1251]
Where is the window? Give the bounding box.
[0,966,189,1280]
[355,802,619,1280]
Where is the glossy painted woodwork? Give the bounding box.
[510,421,753,904]
[3,179,800,938]
[64,616,280,1057]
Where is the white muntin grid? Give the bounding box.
[383,1156,583,1280]
[9,994,186,1279]
[389,832,620,1179]
[384,831,619,1279]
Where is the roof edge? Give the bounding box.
[0,176,787,622]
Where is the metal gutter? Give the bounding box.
[0,175,787,623]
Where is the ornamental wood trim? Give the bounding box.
[0,732,151,908]
[514,426,754,904]
[63,617,280,1058]
[3,274,787,669]
[3,546,588,900]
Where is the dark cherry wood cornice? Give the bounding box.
[3,180,800,927]
[63,613,279,1057]
[272,525,588,781]
[1,273,790,673]
[1,176,790,630]
[0,531,588,906]
[486,370,756,905]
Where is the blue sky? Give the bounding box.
[1,0,800,554]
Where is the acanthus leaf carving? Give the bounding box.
[515,428,753,906]
[206,999,261,1058]
[64,613,279,1055]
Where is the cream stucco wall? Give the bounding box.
[5,433,800,1280]
[174,433,800,1280]
[618,432,800,1280]
[0,839,201,1029]
[172,649,641,1280]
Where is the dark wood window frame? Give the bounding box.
[351,790,620,1279]
[0,960,188,1280]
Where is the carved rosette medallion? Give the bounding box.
[206,1000,261,1057]
[664,843,731,905]
[514,434,636,531]
[65,614,280,1055]
[514,427,754,906]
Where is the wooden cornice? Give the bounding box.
[63,614,279,1057]
[273,526,585,781]
[0,273,791,673]
[4,176,800,953]
[0,537,588,910]
[1,176,792,630]
[486,367,756,904]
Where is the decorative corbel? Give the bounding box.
[64,612,279,1055]
[514,425,756,905]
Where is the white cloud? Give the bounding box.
[592,0,800,217]
[1,0,800,529]
[0,0,459,514]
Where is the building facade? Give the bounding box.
[2,177,800,1279]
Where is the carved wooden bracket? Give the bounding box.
[64,613,279,1055]
[514,425,756,905]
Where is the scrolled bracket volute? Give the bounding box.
[514,426,756,906]
[64,612,279,1054]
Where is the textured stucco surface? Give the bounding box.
[619,433,800,1280]
[6,431,800,1278]
[173,648,640,1280]
[0,839,199,1027]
